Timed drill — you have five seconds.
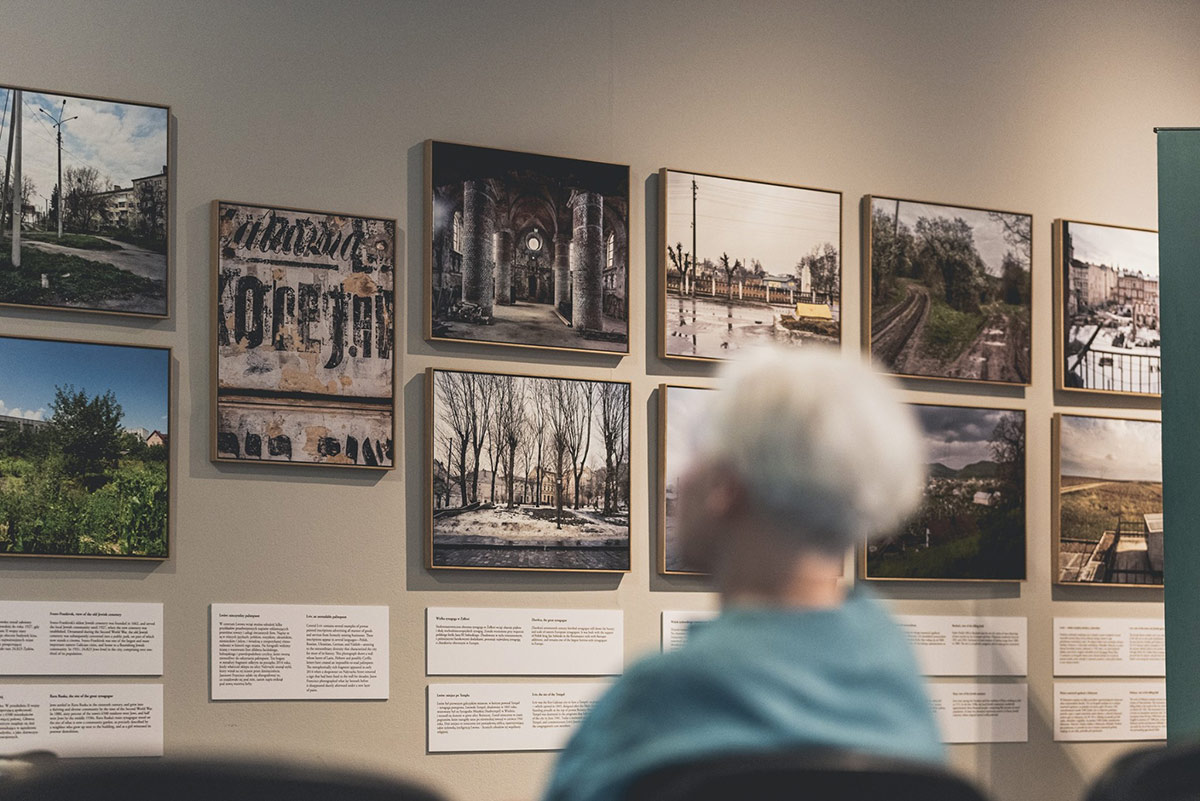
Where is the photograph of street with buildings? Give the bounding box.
[661,169,841,360]
[429,368,630,572]
[1056,415,1162,586]
[0,85,168,316]
[1059,220,1159,395]
[428,141,629,353]
[0,335,169,558]
[865,403,1025,581]
[869,197,1031,384]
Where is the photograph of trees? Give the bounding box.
[659,384,711,574]
[662,169,841,360]
[1055,415,1162,586]
[0,336,169,558]
[865,404,1025,581]
[428,141,629,354]
[0,85,168,316]
[1059,221,1159,395]
[869,196,1031,384]
[429,368,630,572]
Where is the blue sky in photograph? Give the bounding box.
[0,337,168,432]
[0,86,168,212]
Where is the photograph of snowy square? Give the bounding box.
[1057,220,1159,396]
[428,368,630,573]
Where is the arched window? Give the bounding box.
[452,211,464,254]
[606,232,615,270]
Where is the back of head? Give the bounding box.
[692,346,924,555]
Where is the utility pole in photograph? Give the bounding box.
[10,89,21,268]
[1,89,12,234]
[40,98,76,239]
[691,176,698,295]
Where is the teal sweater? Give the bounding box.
[542,589,944,801]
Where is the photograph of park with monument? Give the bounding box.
[427,141,629,354]
[428,367,630,573]
[868,196,1031,385]
[660,169,841,361]
[0,84,168,317]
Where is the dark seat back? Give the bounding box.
[0,757,446,801]
[1085,742,1200,801]
[625,748,990,801]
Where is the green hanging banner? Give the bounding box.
[1157,127,1200,740]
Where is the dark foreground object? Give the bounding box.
[626,748,990,801]
[0,757,446,801]
[1084,742,1200,801]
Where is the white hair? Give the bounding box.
[690,346,925,553]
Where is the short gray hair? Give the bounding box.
[691,346,925,553]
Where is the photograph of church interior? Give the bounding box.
[0,2,1198,801]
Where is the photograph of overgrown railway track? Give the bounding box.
[867,196,1032,385]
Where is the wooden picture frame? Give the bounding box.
[658,383,713,575]
[863,195,1033,386]
[0,333,170,560]
[0,83,170,318]
[1053,219,1160,397]
[425,140,630,355]
[862,402,1026,582]
[212,200,396,469]
[1053,413,1163,587]
[427,366,631,573]
[659,168,842,362]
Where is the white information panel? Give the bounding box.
[428,682,608,752]
[0,683,162,757]
[1054,618,1165,677]
[1054,682,1166,742]
[928,683,1028,743]
[210,603,388,700]
[426,608,622,676]
[0,601,163,676]
[661,610,718,652]
[895,615,1027,676]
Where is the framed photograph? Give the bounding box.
[425,140,630,354]
[0,334,170,559]
[212,201,395,469]
[658,384,712,574]
[0,83,169,317]
[1054,414,1162,587]
[427,367,631,573]
[660,169,842,361]
[1054,220,1159,396]
[865,196,1032,385]
[863,403,1026,582]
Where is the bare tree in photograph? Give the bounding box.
[435,371,474,506]
[62,165,106,233]
[485,377,506,503]
[498,375,526,509]
[719,252,741,299]
[599,383,629,515]
[668,242,691,292]
[467,373,495,503]
[546,380,574,529]
[530,380,550,507]
[566,381,597,511]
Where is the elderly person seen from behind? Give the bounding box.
[541,346,944,801]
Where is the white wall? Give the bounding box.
[1,1,1196,799]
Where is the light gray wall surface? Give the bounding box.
[1,1,1196,799]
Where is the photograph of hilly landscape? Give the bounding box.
[865,403,1025,581]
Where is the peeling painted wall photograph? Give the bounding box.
[427,141,630,354]
[214,201,395,469]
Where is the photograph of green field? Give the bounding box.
[0,335,169,558]
[864,404,1025,581]
[1055,415,1162,586]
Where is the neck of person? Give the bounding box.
[713,522,847,610]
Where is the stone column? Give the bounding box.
[494,228,513,305]
[461,180,494,317]
[571,192,604,331]
[553,235,571,313]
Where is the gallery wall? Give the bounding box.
[2,1,1198,799]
